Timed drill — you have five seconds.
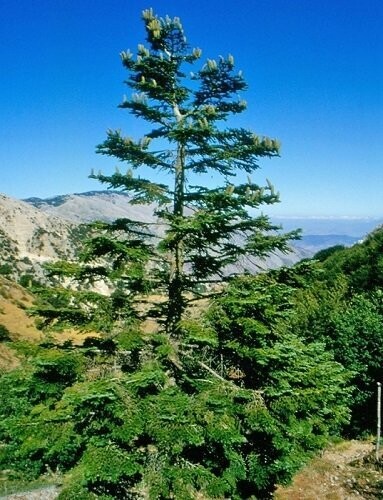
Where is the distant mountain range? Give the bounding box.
[25,191,382,252]
[271,216,383,255]
[0,190,381,283]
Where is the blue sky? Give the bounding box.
[1,0,382,216]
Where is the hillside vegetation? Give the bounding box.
[1,226,383,498]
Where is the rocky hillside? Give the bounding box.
[1,190,368,285]
[25,191,159,224]
[24,191,312,271]
[0,194,81,282]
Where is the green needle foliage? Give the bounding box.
[289,228,383,434]
[0,270,351,498]
[87,8,299,334]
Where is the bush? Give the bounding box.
[0,324,10,341]
[0,263,13,276]
[19,274,40,289]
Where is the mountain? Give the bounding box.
[1,190,378,285]
[25,191,380,252]
[272,216,383,238]
[271,216,383,254]
[23,191,311,272]
[297,234,360,252]
[24,191,159,224]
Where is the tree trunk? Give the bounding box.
[166,142,186,335]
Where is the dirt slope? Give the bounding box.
[275,440,383,499]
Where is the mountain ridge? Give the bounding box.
[0,191,379,284]
[25,191,383,237]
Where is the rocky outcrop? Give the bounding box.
[0,193,79,281]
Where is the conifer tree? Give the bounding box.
[89,8,298,334]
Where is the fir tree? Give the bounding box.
[89,8,299,335]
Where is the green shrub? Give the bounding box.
[0,323,10,341]
[0,263,13,276]
[19,274,40,289]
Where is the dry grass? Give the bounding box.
[0,277,101,372]
[47,328,100,345]
[0,343,20,371]
[0,277,42,342]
